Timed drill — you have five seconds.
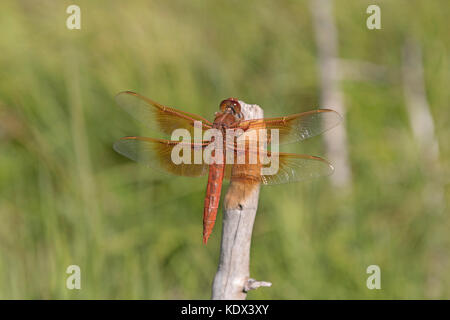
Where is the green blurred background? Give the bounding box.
[0,0,448,299]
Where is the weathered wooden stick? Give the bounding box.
[211,101,271,300]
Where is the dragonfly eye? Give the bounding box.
[232,102,241,114]
[219,100,228,112]
[219,98,242,120]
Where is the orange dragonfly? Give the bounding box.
[113,91,342,244]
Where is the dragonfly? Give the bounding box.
[113,91,342,244]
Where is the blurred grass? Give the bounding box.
[0,0,448,299]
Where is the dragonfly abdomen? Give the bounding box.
[203,161,225,244]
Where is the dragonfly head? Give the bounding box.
[219,98,243,119]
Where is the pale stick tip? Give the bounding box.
[243,278,272,293]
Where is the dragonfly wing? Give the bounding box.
[113,136,210,177]
[232,109,342,144]
[115,91,213,137]
[260,152,334,185]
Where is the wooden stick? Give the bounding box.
[211,101,272,300]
